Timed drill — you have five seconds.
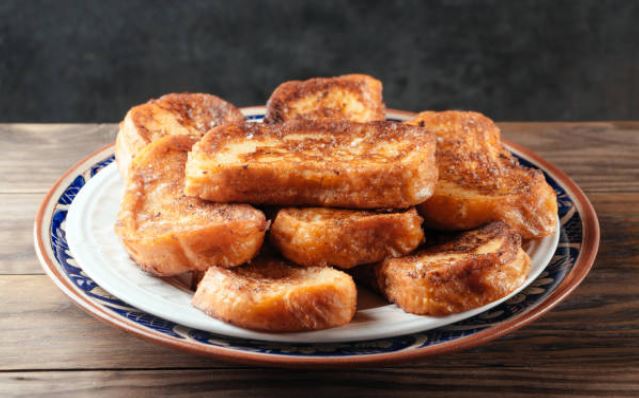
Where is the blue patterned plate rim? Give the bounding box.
[34,107,600,367]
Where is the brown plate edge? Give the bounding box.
[33,108,600,368]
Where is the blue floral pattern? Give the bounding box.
[45,117,583,358]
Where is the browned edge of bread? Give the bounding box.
[115,135,267,276]
[185,120,438,208]
[264,74,385,123]
[192,257,357,332]
[375,222,531,316]
[271,207,425,269]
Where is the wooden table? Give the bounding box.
[1,122,638,397]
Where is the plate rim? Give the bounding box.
[33,107,600,367]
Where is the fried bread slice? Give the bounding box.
[115,92,244,177]
[192,257,357,332]
[264,74,385,123]
[406,111,558,239]
[115,135,267,276]
[271,207,424,269]
[185,120,438,208]
[375,222,531,316]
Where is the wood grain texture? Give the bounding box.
[0,276,221,371]
[0,194,42,274]
[2,367,639,398]
[500,121,639,194]
[0,123,638,396]
[3,230,638,371]
[0,124,116,194]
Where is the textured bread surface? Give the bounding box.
[192,257,357,332]
[115,92,244,177]
[265,74,385,123]
[115,135,267,276]
[376,222,531,316]
[406,111,557,239]
[271,207,424,269]
[185,120,438,208]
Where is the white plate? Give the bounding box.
[66,161,559,343]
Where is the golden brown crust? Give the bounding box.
[192,257,357,332]
[406,111,558,239]
[115,135,267,276]
[185,120,438,208]
[115,93,244,177]
[376,222,531,316]
[271,208,425,269]
[264,74,385,123]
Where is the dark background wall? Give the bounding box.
[1,0,638,122]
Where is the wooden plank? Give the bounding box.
[1,122,638,397]
[1,263,638,371]
[500,121,639,194]
[0,124,116,194]
[0,275,223,370]
[0,194,42,274]
[2,367,638,397]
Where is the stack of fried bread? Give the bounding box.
[114,74,558,333]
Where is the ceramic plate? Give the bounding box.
[35,107,599,366]
[64,160,559,343]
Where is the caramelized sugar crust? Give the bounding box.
[115,135,266,276]
[192,257,357,332]
[115,93,244,177]
[185,120,438,208]
[376,222,531,316]
[271,207,424,269]
[406,111,558,239]
[265,74,385,123]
